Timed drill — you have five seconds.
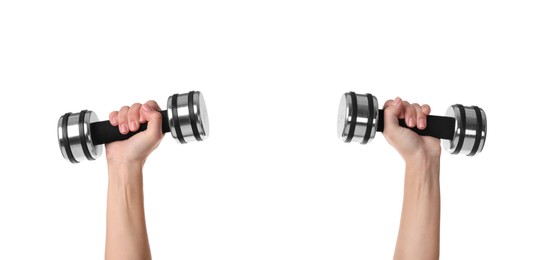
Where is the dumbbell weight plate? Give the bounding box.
[167,91,209,143]
[337,92,378,144]
[58,110,103,163]
[442,104,487,156]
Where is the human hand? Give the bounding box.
[105,100,164,165]
[382,97,441,162]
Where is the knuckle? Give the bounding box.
[120,105,130,112]
[405,107,415,115]
[118,111,128,121]
[151,111,162,120]
[384,106,395,114]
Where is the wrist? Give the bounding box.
[404,153,440,178]
[403,145,441,164]
[107,158,145,169]
[107,160,144,182]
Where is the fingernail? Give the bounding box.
[111,118,118,125]
[130,121,137,131]
[120,123,128,134]
[408,117,415,127]
[142,104,151,112]
[418,118,425,129]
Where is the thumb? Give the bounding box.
[382,97,405,143]
[140,101,164,140]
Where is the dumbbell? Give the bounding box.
[337,92,487,156]
[57,91,209,163]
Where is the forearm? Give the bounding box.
[394,156,440,260]
[105,162,151,260]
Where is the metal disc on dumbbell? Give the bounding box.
[58,91,209,163]
[167,91,209,144]
[57,110,103,163]
[337,92,487,156]
[442,104,487,156]
[337,92,379,145]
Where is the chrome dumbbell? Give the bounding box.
[58,91,209,163]
[337,92,487,156]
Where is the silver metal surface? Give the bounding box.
[57,116,69,161]
[193,91,209,139]
[442,106,460,154]
[337,93,352,141]
[84,111,103,159]
[337,92,378,143]
[167,91,209,143]
[355,94,378,144]
[442,105,487,156]
[57,111,102,163]
[475,108,487,154]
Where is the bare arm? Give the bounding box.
[394,156,440,259]
[104,101,164,260]
[106,162,151,260]
[382,97,441,260]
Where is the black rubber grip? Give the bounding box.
[377,109,456,140]
[90,110,171,145]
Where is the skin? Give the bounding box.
[383,97,441,260]
[104,101,164,260]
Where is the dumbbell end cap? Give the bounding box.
[195,91,209,140]
[337,93,352,141]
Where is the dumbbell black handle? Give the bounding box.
[377,109,456,140]
[90,110,171,145]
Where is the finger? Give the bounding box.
[109,111,119,126]
[128,103,142,132]
[144,100,161,111]
[421,104,431,115]
[413,103,427,130]
[403,101,416,128]
[117,106,130,135]
[140,100,161,123]
[383,99,394,109]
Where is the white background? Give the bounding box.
[1,1,547,259]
